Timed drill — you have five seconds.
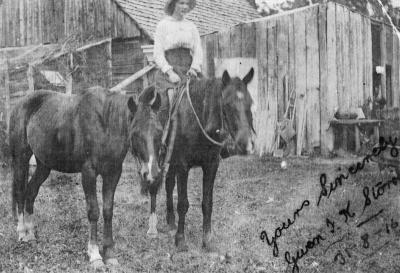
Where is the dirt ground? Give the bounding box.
[1,152,400,273]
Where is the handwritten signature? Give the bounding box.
[259,136,400,273]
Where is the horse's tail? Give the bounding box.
[9,105,19,220]
[8,93,40,220]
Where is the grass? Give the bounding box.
[1,154,400,273]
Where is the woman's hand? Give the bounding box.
[187,68,198,78]
[166,69,181,83]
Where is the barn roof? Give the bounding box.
[113,0,261,39]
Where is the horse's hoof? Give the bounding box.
[175,235,188,252]
[90,259,105,269]
[19,233,36,242]
[167,222,177,231]
[176,242,188,252]
[146,230,158,239]
[105,258,119,266]
[18,233,26,242]
[202,234,217,253]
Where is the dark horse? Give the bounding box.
[8,86,163,267]
[155,69,255,251]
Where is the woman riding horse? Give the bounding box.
[154,0,202,124]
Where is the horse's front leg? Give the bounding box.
[81,164,103,268]
[201,161,219,252]
[101,167,122,265]
[175,167,189,252]
[165,167,177,231]
[146,191,158,238]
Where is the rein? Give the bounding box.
[184,79,225,147]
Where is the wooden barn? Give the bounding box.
[199,2,400,156]
[0,0,260,126]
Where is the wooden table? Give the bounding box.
[329,119,384,153]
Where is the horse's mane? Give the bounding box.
[77,86,130,136]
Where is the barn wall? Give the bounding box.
[0,0,142,48]
[112,39,145,95]
[201,2,400,156]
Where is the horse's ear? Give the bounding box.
[139,85,156,105]
[222,70,231,87]
[127,97,137,115]
[242,68,254,85]
[151,92,161,112]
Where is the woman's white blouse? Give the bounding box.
[153,16,203,74]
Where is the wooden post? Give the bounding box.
[143,57,149,88]
[27,64,34,93]
[66,53,73,95]
[107,40,112,88]
[354,125,360,153]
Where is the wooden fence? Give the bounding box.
[201,2,400,155]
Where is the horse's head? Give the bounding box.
[221,68,255,155]
[127,86,163,194]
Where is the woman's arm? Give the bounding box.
[153,21,173,73]
[190,25,203,73]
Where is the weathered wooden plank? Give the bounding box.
[276,16,289,122]
[356,14,364,107]
[64,0,68,37]
[0,3,4,47]
[203,33,217,77]
[288,14,295,117]
[241,22,256,58]
[26,0,32,44]
[381,25,387,100]
[33,0,38,44]
[319,3,331,155]
[335,4,344,113]
[9,0,14,46]
[267,20,278,154]
[111,1,117,37]
[105,0,111,37]
[42,0,48,43]
[230,24,242,57]
[20,0,26,46]
[99,0,105,37]
[4,0,9,46]
[15,0,20,46]
[386,25,393,106]
[392,29,399,107]
[362,17,368,105]
[306,6,320,150]
[217,30,231,59]
[255,20,268,155]
[348,11,356,110]
[38,0,43,44]
[294,10,307,155]
[54,0,61,42]
[365,19,373,106]
[337,8,350,111]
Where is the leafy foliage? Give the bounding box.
[250,0,400,27]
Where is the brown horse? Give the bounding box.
[157,68,255,251]
[8,86,163,267]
